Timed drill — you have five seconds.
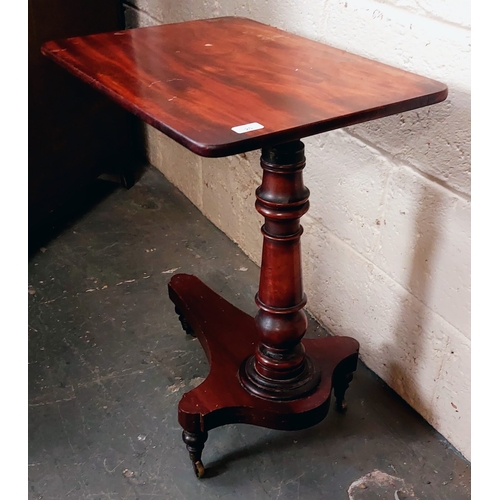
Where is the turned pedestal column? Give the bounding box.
[240,141,320,400]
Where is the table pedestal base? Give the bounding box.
[168,273,359,477]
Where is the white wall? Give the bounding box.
[124,0,471,460]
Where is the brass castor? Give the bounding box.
[334,371,353,413]
[193,460,205,478]
[183,430,208,478]
[335,398,348,413]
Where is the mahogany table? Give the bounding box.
[42,17,447,478]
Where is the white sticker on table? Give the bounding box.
[231,122,264,134]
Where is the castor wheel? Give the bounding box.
[193,460,205,478]
[183,430,208,478]
[334,371,353,413]
[335,399,348,413]
[174,306,195,336]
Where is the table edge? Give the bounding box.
[41,22,449,158]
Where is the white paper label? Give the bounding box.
[231,122,264,134]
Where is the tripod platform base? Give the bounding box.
[168,274,359,476]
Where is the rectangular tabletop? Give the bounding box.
[42,16,447,158]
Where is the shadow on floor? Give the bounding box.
[28,165,149,260]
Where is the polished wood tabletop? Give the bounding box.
[42,16,447,157]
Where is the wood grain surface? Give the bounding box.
[42,16,448,157]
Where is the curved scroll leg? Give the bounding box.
[334,372,354,412]
[175,306,195,336]
[182,430,208,478]
[333,354,358,413]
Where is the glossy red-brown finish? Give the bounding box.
[168,274,359,434]
[240,141,321,400]
[41,16,447,158]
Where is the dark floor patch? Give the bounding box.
[28,166,471,500]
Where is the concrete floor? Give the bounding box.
[28,166,470,500]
